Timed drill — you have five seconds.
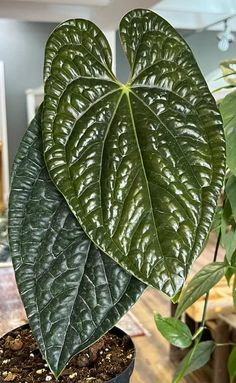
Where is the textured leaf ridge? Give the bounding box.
[42,9,225,297]
[8,108,145,377]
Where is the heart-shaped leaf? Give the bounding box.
[42,9,225,297]
[8,108,145,377]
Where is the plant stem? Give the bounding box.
[200,230,222,329]
[200,293,209,329]
[173,230,223,383]
[213,231,222,263]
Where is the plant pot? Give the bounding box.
[0,324,135,383]
[106,327,135,383]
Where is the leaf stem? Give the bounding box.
[200,230,222,328]
[213,230,222,263]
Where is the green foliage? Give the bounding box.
[42,9,225,298]
[173,341,215,383]
[154,314,192,348]
[217,64,236,266]
[226,175,236,222]
[222,228,236,264]
[175,262,227,318]
[219,176,236,265]
[211,206,223,233]
[225,265,235,285]
[8,109,145,377]
[228,346,236,383]
[221,199,236,263]
[220,90,236,176]
[8,8,226,379]
[169,58,236,382]
[233,276,236,309]
[191,326,204,341]
[154,58,236,383]
[171,291,182,304]
[220,59,236,86]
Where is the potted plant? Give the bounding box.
[4,8,225,383]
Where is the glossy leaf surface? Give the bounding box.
[42,9,225,296]
[154,313,192,348]
[175,262,227,317]
[8,110,145,377]
[173,341,215,383]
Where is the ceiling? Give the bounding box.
[0,0,236,32]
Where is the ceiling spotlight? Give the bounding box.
[217,19,235,51]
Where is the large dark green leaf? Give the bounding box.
[220,90,236,176]
[8,109,145,377]
[42,9,225,297]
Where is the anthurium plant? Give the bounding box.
[8,8,225,380]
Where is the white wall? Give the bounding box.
[0,61,9,207]
[0,20,56,170]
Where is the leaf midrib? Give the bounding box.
[99,91,124,229]
[55,241,91,374]
[125,90,175,289]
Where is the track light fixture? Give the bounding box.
[217,19,235,51]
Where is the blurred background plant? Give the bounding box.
[155,59,236,383]
[216,59,236,284]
